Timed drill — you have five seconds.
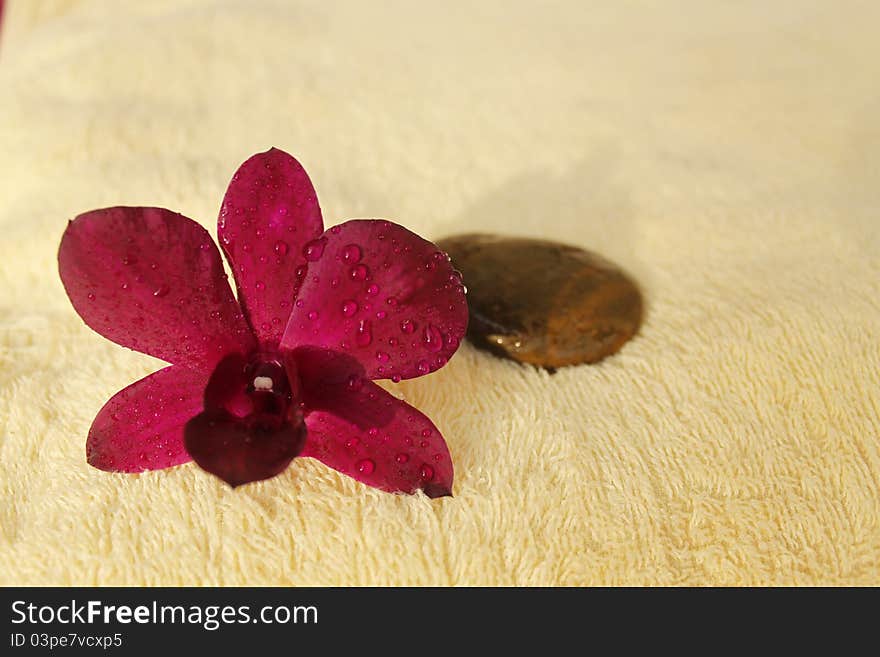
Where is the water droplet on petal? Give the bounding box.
[400,319,416,334]
[342,244,362,263]
[308,310,319,321]
[356,319,372,346]
[255,281,266,291]
[386,296,398,307]
[87,293,96,301]
[295,299,305,307]
[303,238,327,261]
[391,374,401,383]
[417,360,430,374]
[419,464,434,480]
[396,453,409,463]
[342,300,359,317]
[274,240,289,256]
[367,284,380,296]
[356,459,375,476]
[347,374,364,391]
[295,265,307,279]
[376,351,390,363]
[122,255,137,266]
[424,324,444,352]
[350,263,369,280]
[242,243,253,253]
[376,310,387,320]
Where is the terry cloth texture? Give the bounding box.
[1,0,878,586]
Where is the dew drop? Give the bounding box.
[122,255,137,266]
[386,296,398,307]
[421,428,432,437]
[391,374,402,383]
[433,453,443,462]
[342,243,362,263]
[350,263,369,281]
[242,243,253,253]
[308,310,319,321]
[295,265,307,279]
[419,464,434,480]
[400,319,416,334]
[424,324,444,352]
[376,351,390,363]
[367,284,380,296]
[303,238,327,261]
[346,437,360,450]
[342,300,359,317]
[295,299,305,308]
[356,319,372,346]
[356,459,376,476]
[347,374,364,391]
[87,293,96,301]
[376,310,387,320]
[417,360,430,374]
[255,281,266,291]
[396,453,409,463]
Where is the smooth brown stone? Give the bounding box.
[437,234,643,369]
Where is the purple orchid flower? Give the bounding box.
[58,148,467,497]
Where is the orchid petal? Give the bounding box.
[219,148,324,348]
[301,375,453,497]
[59,207,255,372]
[280,220,468,381]
[87,365,206,472]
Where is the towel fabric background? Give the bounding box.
[1,0,878,586]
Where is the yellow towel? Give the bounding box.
[1,0,878,586]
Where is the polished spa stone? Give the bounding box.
[437,234,642,369]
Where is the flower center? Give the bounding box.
[205,352,301,433]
